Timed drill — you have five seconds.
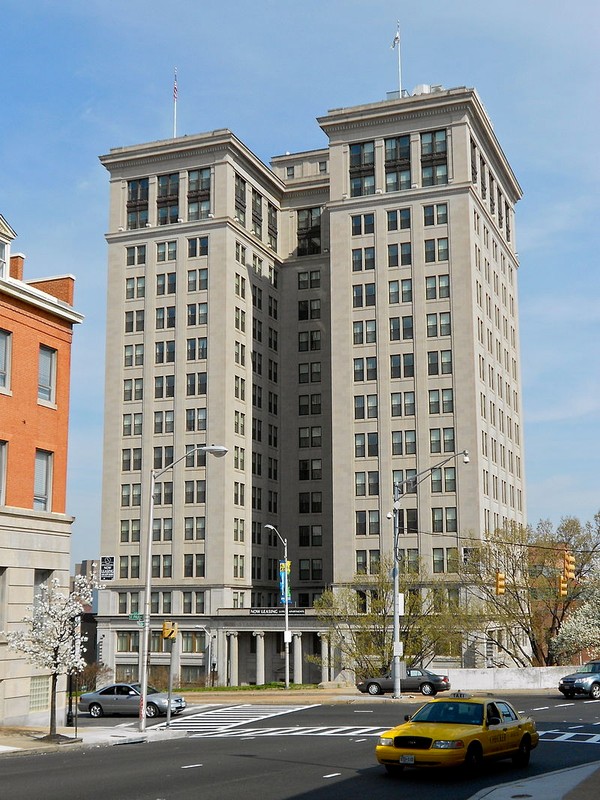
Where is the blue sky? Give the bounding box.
[2,0,598,566]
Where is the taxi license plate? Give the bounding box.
[400,755,415,765]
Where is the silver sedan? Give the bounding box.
[78,682,186,718]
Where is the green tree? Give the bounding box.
[312,556,468,679]
[461,513,600,666]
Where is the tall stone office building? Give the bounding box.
[97,85,525,686]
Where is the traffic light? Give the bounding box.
[162,620,178,639]
[495,571,506,596]
[559,575,568,597]
[563,549,576,580]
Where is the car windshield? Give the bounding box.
[129,683,160,695]
[411,702,483,725]
[575,664,600,674]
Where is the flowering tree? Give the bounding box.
[551,588,600,661]
[3,570,96,738]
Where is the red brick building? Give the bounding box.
[0,214,84,726]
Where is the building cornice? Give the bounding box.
[0,277,84,325]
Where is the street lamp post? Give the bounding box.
[391,450,469,699]
[139,443,227,732]
[265,524,290,690]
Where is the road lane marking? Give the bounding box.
[181,764,203,769]
[556,703,575,707]
[533,706,549,710]
[323,773,341,778]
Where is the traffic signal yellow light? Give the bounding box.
[162,620,178,639]
[563,550,576,580]
[495,571,506,596]
[559,575,568,597]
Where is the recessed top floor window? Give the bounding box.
[38,345,57,404]
[349,141,375,169]
[127,178,149,203]
[297,208,321,256]
[385,168,411,193]
[422,163,448,186]
[385,135,410,164]
[188,168,211,194]
[158,173,179,198]
[188,169,210,218]
[421,130,447,157]
[127,178,149,229]
[157,174,180,225]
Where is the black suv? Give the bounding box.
[558,661,600,699]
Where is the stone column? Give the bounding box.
[318,632,329,684]
[253,631,265,686]
[292,632,303,685]
[228,631,239,686]
[217,629,227,686]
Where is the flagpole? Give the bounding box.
[391,21,402,98]
[173,68,178,138]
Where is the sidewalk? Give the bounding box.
[1,688,599,799]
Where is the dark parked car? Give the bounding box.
[356,667,450,696]
[78,682,186,718]
[558,661,600,699]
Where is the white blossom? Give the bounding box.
[2,568,97,736]
[552,587,600,660]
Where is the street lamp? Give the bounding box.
[139,443,227,732]
[391,449,469,699]
[264,524,290,690]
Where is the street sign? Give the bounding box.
[100,556,115,581]
[129,612,142,621]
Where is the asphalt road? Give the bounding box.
[3,693,600,800]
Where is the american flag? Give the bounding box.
[173,69,178,101]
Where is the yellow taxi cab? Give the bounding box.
[375,692,539,775]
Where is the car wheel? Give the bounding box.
[464,742,483,771]
[588,683,600,700]
[367,682,382,696]
[384,764,404,776]
[420,682,436,696]
[146,703,160,718]
[512,736,531,767]
[89,703,104,718]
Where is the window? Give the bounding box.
[38,345,57,403]
[34,450,52,511]
[297,208,321,256]
[0,329,11,390]
[0,440,7,505]
[349,141,375,197]
[127,178,149,229]
[157,173,179,225]
[421,130,448,186]
[351,213,375,235]
[424,203,448,226]
[387,208,411,231]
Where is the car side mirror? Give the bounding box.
[404,714,411,722]
[488,716,501,726]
